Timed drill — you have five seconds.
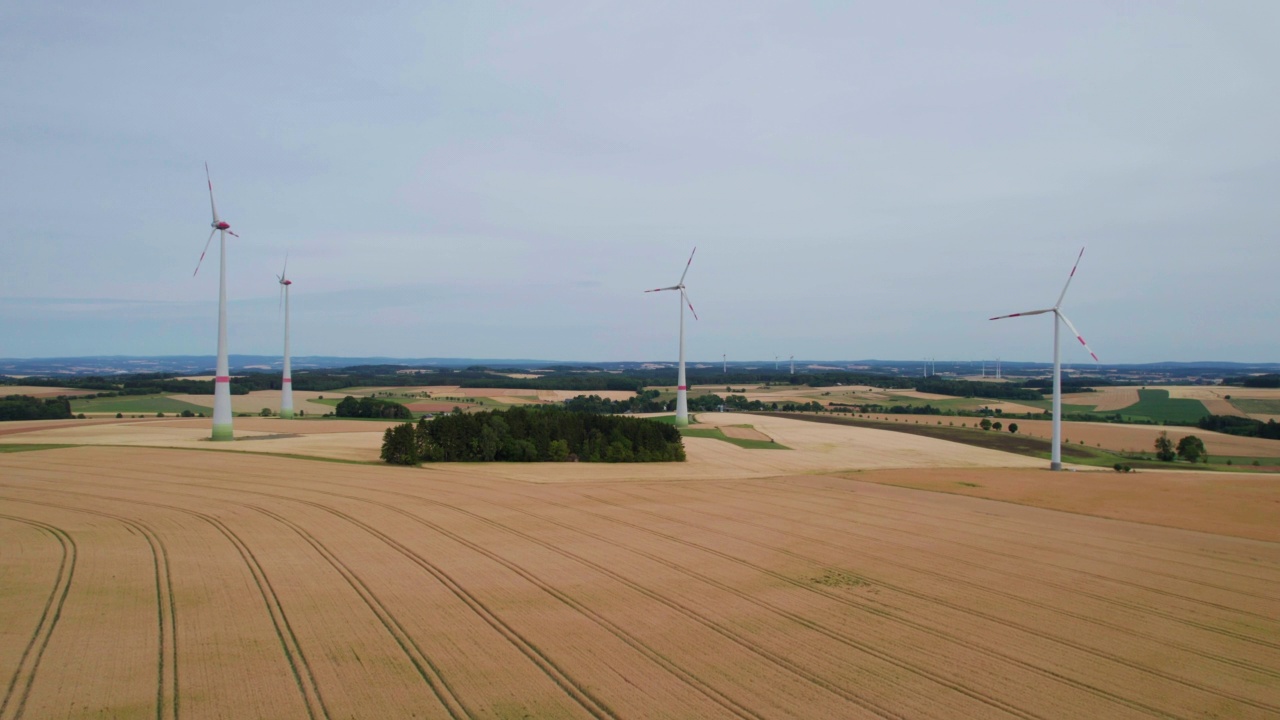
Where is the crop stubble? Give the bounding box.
[1,446,1277,719]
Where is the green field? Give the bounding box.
[1228,398,1280,414]
[1113,389,1210,423]
[70,394,211,415]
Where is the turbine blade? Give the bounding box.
[1057,311,1099,363]
[225,229,239,238]
[645,285,679,293]
[682,289,698,321]
[1054,246,1085,308]
[193,228,217,276]
[677,246,696,286]
[205,162,220,224]
[281,251,288,281]
[989,308,1053,320]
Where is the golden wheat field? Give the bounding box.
[2,433,1278,719]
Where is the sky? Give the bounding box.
[2,1,1277,364]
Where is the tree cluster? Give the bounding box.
[562,390,669,414]
[1198,415,1280,440]
[915,377,1043,401]
[335,395,413,419]
[1154,432,1208,462]
[0,395,73,421]
[380,406,686,464]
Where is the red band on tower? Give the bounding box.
[215,376,230,383]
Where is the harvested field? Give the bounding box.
[999,418,1280,458]
[1062,387,1140,411]
[170,389,334,415]
[719,424,774,442]
[1,446,1276,719]
[0,385,97,398]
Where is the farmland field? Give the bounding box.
[69,393,212,415]
[1,439,1278,719]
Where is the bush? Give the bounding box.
[156,412,165,418]
[979,418,992,431]
[181,409,194,418]
[1175,435,1206,463]
[1008,423,1018,434]
[116,412,123,419]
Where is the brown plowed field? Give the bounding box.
[2,446,1277,719]
[0,385,98,398]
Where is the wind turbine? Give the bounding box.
[277,255,294,419]
[990,248,1098,471]
[722,353,727,374]
[646,248,698,427]
[790,355,795,375]
[194,163,239,441]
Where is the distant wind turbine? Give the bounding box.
[277,255,294,419]
[194,163,239,441]
[723,353,727,374]
[646,248,698,427]
[790,355,795,375]
[990,248,1098,470]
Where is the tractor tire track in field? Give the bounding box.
[798,477,1280,583]
[245,505,472,720]
[0,497,179,720]
[1,484,330,720]
[764,478,1280,602]
[150,470,882,720]
[644,482,1280,684]
[78,462,884,720]
[7,469,618,720]
[263,477,1032,720]
[721,479,1280,649]
[0,514,75,720]
[484,488,1182,720]
[584,484,1280,719]
[243,496,620,720]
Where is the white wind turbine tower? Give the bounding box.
[723,353,727,374]
[990,248,1098,471]
[790,355,795,374]
[193,163,239,441]
[277,255,294,419]
[646,248,698,427]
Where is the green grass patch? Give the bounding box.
[1228,398,1280,414]
[0,443,79,453]
[679,425,789,450]
[647,414,686,425]
[1114,389,1210,423]
[70,394,210,415]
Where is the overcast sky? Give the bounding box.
[2,1,1277,363]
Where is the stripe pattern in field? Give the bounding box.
[1,447,1278,719]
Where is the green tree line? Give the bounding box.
[0,395,73,421]
[335,396,413,419]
